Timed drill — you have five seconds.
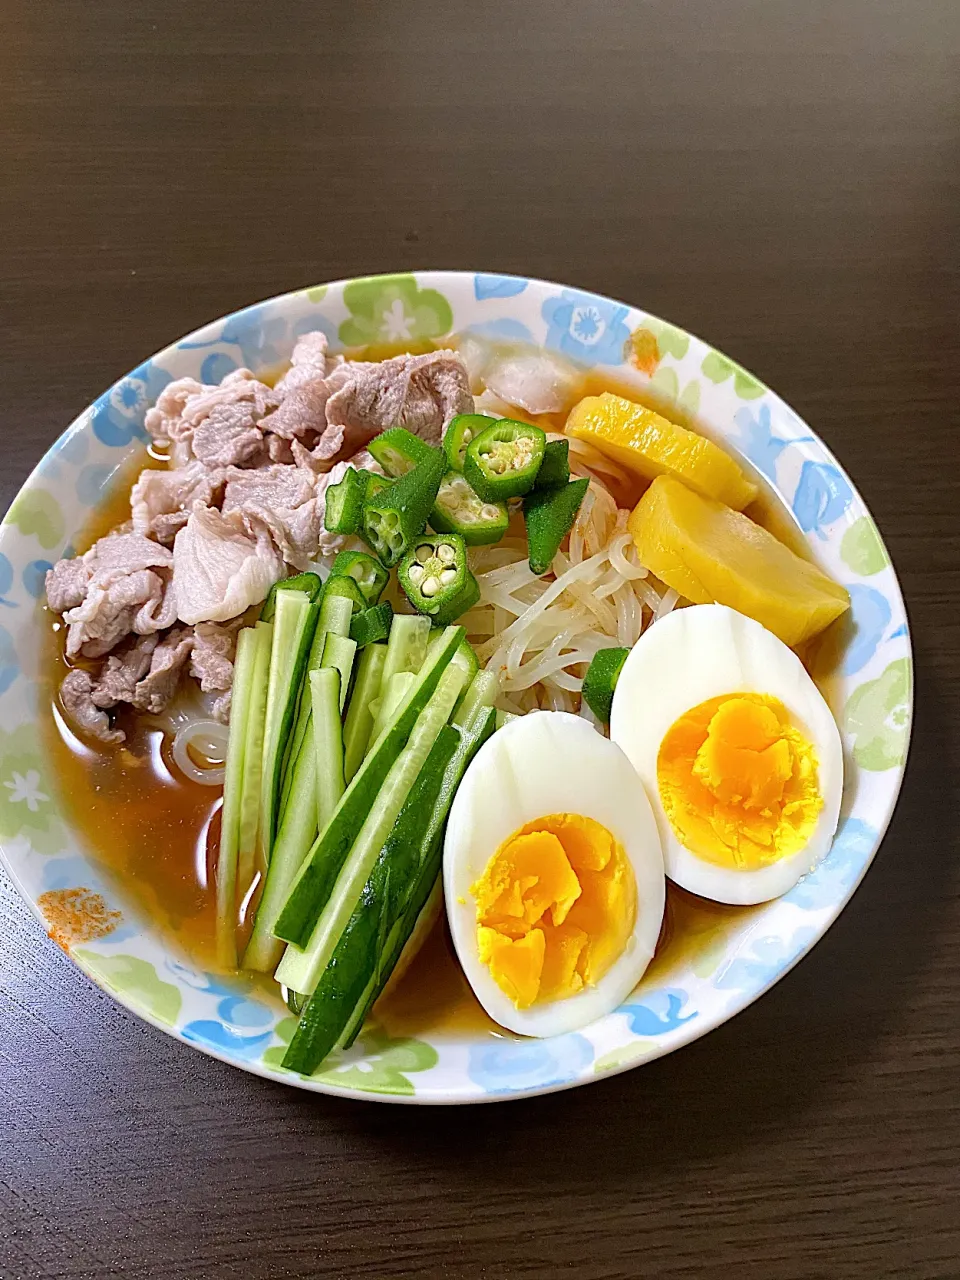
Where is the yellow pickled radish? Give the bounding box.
[627,475,850,647]
[566,392,758,510]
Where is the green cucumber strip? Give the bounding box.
[310,668,345,832]
[259,592,317,859]
[342,643,387,783]
[246,600,358,972]
[281,727,459,1071]
[321,633,357,712]
[215,625,259,970]
[260,572,323,622]
[242,736,318,973]
[338,707,495,1053]
[367,672,415,754]
[273,625,466,946]
[237,621,273,891]
[428,628,479,685]
[379,614,431,695]
[278,591,354,820]
[452,668,499,728]
[275,662,467,999]
[495,709,519,730]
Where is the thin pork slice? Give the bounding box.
[60,669,125,745]
[131,626,195,714]
[189,620,238,693]
[130,463,227,544]
[173,503,284,625]
[322,349,473,451]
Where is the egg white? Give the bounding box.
[443,711,665,1037]
[609,604,843,905]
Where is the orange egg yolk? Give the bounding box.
[471,814,637,1009]
[657,693,822,870]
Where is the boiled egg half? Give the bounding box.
[444,711,665,1037]
[610,604,843,905]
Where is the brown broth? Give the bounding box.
[41,338,827,1032]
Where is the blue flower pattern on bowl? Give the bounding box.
[842,585,893,675]
[732,403,814,484]
[715,927,819,993]
[792,461,853,538]
[91,359,173,448]
[542,289,631,366]
[467,1033,594,1094]
[474,273,528,300]
[620,987,697,1036]
[0,554,16,610]
[784,818,877,911]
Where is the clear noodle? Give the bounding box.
[464,456,681,716]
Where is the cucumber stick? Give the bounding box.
[244,595,353,973]
[281,726,459,1069]
[273,625,466,947]
[242,739,317,972]
[367,671,415,752]
[342,643,387,783]
[215,624,260,969]
[379,614,430,694]
[321,632,357,712]
[452,668,499,728]
[341,707,495,1045]
[259,591,317,859]
[283,706,496,1071]
[237,620,273,892]
[310,669,345,831]
[274,658,468,994]
[279,593,353,819]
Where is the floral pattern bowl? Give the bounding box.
[0,272,912,1103]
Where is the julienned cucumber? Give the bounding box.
[259,591,317,858]
[367,671,415,755]
[245,595,354,972]
[241,735,317,973]
[278,592,353,819]
[281,726,459,1070]
[341,643,387,783]
[342,706,496,1046]
[215,624,260,969]
[236,620,273,890]
[379,614,430,695]
[310,668,345,833]
[274,660,467,996]
[273,625,466,948]
[282,706,496,1072]
[321,632,357,712]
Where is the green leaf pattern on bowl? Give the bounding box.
[339,274,454,348]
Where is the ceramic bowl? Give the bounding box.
[0,272,912,1102]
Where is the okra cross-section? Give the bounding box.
[463,418,547,501]
[398,533,480,626]
[361,452,445,567]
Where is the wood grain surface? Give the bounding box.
[2,3,959,1277]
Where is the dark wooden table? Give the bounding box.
[2,3,959,1277]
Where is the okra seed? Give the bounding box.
[421,576,441,597]
[437,544,456,564]
[439,568,457,585]
[407,564,425,584]
[415,544,433,564]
